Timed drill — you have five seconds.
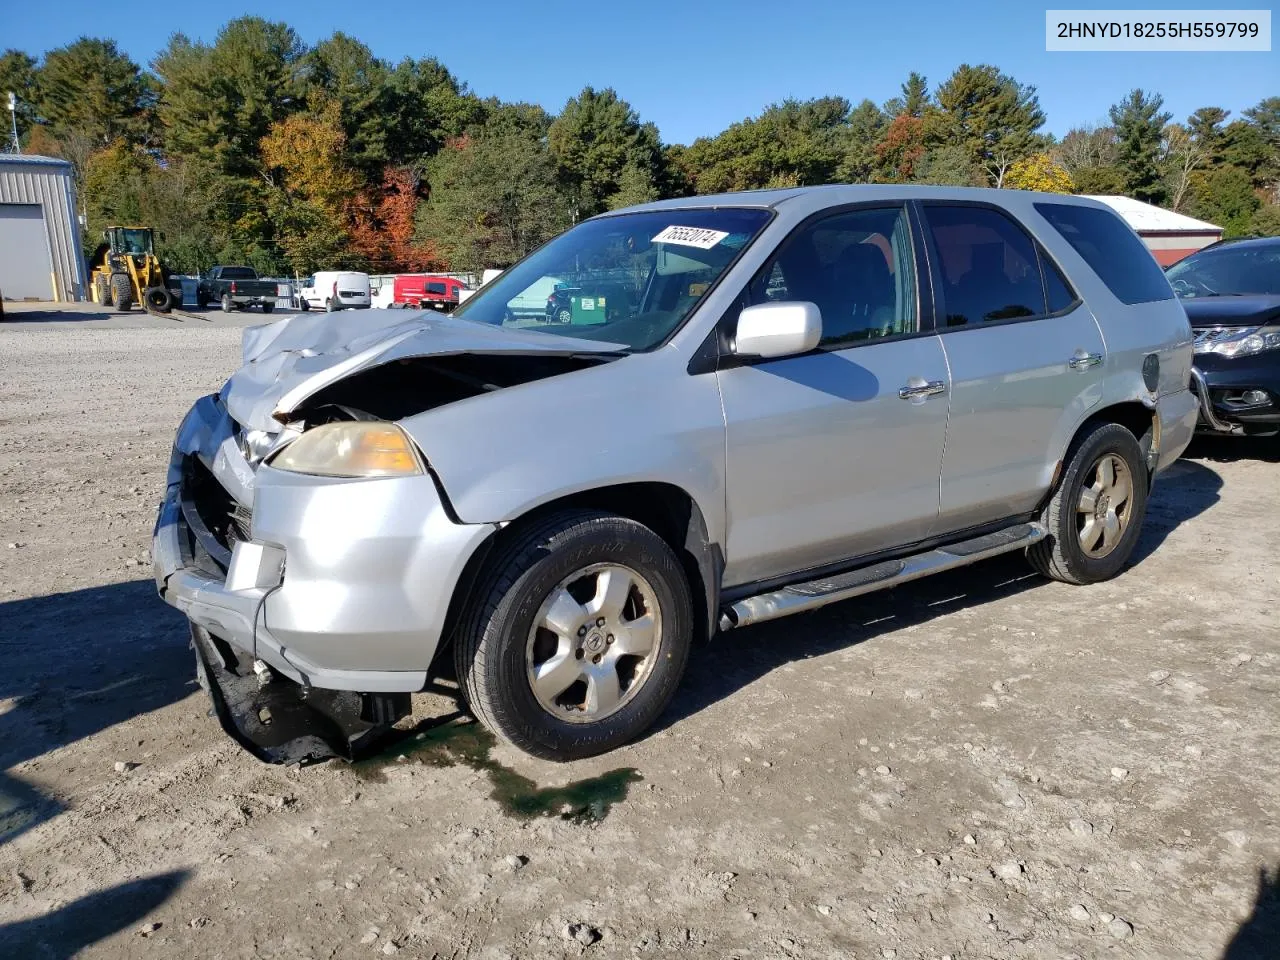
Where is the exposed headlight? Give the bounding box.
[268,422,424,478]
[1195,325,1280,359]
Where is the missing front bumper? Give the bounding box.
[190,624,410,764]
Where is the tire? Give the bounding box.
[325,298,336,313]
[261,302,275,314]
[92,274,109,305]
[298,298,309,312]
[1028,421,1149,585]
[221,293,234,313]
[556,307,572,324]
[454,510,694,761]
[143,286,173,313]
[111,274,133,312]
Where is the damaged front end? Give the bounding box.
[191,625,408,764]
[157,310,621,764]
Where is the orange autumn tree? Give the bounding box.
[350,166,442,272]
[260,102,364,273]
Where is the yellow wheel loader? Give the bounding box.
[88,226,174,313]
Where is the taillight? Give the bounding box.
[231,281,237,294]
[333,281,338,298]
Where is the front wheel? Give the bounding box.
[455,511,693,761]
[1028,421,1149,585]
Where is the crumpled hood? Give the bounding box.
[1182,294,1280,330]
[220,308,624,431]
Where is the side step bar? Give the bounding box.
[720,522,1047,631]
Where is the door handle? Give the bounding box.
[1068,352,1103,370]
[898,379,946,400]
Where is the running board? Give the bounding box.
[719,522,1047,631]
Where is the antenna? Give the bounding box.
[6,92,18,153]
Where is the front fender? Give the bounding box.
[401,348,728,545]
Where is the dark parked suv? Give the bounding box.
[1168,236,1280,436]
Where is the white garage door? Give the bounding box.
[0,204,54,301]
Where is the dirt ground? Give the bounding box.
[1,303,1277,960]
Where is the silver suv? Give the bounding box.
[154,186,1198,763]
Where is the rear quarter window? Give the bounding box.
[1034,203,1173,305]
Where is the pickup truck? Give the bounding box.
[197,266,280,313]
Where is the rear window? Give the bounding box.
[219,267,257,280]
[1034,203,1173,305]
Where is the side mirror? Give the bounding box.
[733,301,822,359]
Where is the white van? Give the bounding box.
[298,271,372,312]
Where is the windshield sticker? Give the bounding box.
[651,225,730,249]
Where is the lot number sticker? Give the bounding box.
[652,225,730,249]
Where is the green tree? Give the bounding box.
[680,97,850,193]
[932,64,1045,186]
[883,72,929,118]
[417,123,568,272]
[36,38,154,149]
[914,145,979,185]
[1220,117,1277,194]
[548,87,664,220]
[154,18,305,180]
[1188,165,1261,236]
[1249,204,1280,237]
[1108,89,1172,203]
[381,57,486,167]
[1187,106,1230,162]
[837,99,887,183]
[302,33,389,178]
[0,50,38,143]
[606,163,659,210]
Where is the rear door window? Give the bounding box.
[921,205,1046,326]
[1034,202,1174,305]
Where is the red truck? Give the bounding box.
[393,275,468,311]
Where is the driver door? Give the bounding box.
[717,205,950,586]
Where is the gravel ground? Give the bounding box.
[1,305,1278,959]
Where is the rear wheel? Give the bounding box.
[556,307,572,323]
[455,510,693,761]
[261,302,275,314]
[221,293,234,313]
[1028,421,1149,585]
[111,274,133,312]
[325,298,336,313]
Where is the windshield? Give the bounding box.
[115,228,153,256]
[451,208,772,351]
[1166,244,1280,297]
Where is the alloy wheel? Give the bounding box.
[525,563,661,722]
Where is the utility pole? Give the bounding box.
[6,92,19,153]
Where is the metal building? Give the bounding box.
[0,154,85,302]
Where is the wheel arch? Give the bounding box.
[433,481,721,677]
[1048,400,1157,506]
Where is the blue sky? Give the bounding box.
[6,0,1277,144]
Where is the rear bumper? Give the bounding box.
[1154,387,1198,472]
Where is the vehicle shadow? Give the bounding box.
[1221,865,1280,959]
[0,580,194,847]
[1130,457,1224,564]
[0,870,189,959]
[656,458,1224,733]
[1185,433,1280,465]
